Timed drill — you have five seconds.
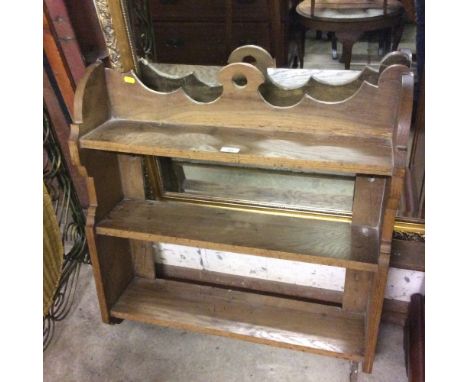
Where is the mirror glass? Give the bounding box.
[158,158,355,214]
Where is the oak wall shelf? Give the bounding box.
[70,47,413,374]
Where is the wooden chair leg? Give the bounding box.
[299,27,306,68]
[384,28,392,53]
[336,31,362,69]
[378,30,385,56]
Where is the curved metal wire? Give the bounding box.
[43,108,89,350]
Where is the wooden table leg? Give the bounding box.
[392,19,405,51]
[336,31,362,69]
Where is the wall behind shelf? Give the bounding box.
[154,243,425,302]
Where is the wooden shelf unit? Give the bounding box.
[70,49,413,374]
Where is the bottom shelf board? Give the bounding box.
[111,278,365,361]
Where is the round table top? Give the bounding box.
[296,0,403,21]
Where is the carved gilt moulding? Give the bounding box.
[91,0,424,237]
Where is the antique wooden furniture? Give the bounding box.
[295,0,405,69]
[70,47,413,373]
[149,0,290,66]
[405,293,425,382]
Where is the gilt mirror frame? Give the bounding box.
[91,0,425,237]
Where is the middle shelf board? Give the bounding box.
[80,119,394,176]
[96,199,380,272]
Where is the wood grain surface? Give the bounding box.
[96,199,380,271]
[111,278,365,360]
[80,119,393,176]
[69,57,415,372]
[104,64,402,138]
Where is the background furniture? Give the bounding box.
[405,293,425,382]
[70,46,413,373]
[295,0,405,69]
[148,0,290,66]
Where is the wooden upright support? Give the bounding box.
[118,154,156,279]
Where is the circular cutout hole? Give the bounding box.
[242,55,257,65]
[232,74,248,88]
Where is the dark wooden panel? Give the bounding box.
[44,68,88,207]
[44,0,85,85]
[405,294,425,382]
[150,0,269,22]
[43,9,75,116]
[64,0,107,64]
[154,22,271,65]
[232,22,271,51]
[390,239,424,272]
[154,22,226,65]
[111,278,365,360]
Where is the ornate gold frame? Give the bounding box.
[92,0,425,236]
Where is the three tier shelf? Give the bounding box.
[70,48,413,373]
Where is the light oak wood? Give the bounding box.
[70,55,414,372]
[140,50,411,104]
[69,63,132,323]
[156,263,343,305]
[343,270,372,313]
[96,199,380,272]
[118,154,156,279]
[118,154,146,199]
[343,175,386,313]
[104,63,404,138]
[77,61,412,178]
[352,176,386,228]
[129,240,156,279]
[80,119,394,176]
[362,72,413,373]
[156,263,411,326]
[111,278,365,361]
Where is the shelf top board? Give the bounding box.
[80,119,394,176]
[73,58,414,176]
[75,59,413,176]
[96,199,380,272]
[111,278,365,361]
